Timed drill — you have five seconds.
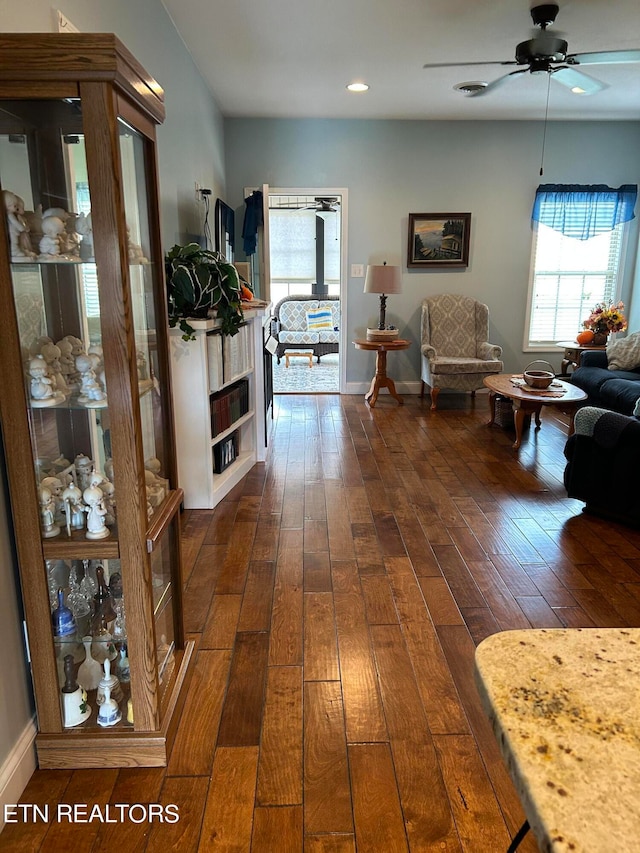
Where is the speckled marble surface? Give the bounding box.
[475,628,640,852]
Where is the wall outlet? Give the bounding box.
[351,263,365,277]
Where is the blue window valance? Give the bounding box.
[532,184,637,240]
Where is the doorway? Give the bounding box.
[267,189,346,394]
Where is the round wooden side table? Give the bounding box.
[352,339,411,407]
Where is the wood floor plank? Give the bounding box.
[360,574,399,625]
[303,550,332,592]
[237,560,276,632]
[39,769,117,853]
[304,681,353,835]
[198,746,258,852]
[386,560,470,736]
[304,592,340,681]
[252,806,303,853]
[349,743,408,853]
[269,546,304,666]
[371,624,462,851]
[257,666,303,805]
[182,544,225,633]
[304,834,356,853]
[0,770,72,853]
[332,561,388,743]
[145,776,209,853]
[433,734,524,853]
[217,631,270,747]
[436,625,531,839]
[418,576,465,626]
[200,594,242,649]
[214,521,258,594]
[168,649,231,776]
[91,768,165,853]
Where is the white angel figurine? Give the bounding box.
[83,485,110,540]
[76,211,94,261]
[41,476,65,524]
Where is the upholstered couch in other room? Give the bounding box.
[571,332,640,415]
[271,295,340,363]
[564,405,640,527]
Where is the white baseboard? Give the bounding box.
[0,716,37,835]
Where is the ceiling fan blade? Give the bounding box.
[465,68,527,96]
[423,60,516,69]
[551,66,607,94]
[568,49,640,66]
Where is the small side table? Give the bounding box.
[353,339,410,407]
[556,340,606,375]
[284,349,313,368]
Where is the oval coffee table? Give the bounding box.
[483,373,587,449]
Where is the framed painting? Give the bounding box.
[407,212,471,268]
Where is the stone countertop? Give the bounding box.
[474,628,640,853]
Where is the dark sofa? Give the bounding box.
[570,350,640,415]
[564,406,640,527]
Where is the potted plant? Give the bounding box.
[165,243,243,340]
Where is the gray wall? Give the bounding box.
[0,0,225,794]
[225,118,640,382]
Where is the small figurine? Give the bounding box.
[28,354,64,407]
[40,341,70,396]
[96,657,123,706]
[62,479,85,534]
[116,644,130,683]
[23,204,43,250]
[55,337,79,392]
[39,484,60,538]
[41,476,65,523]
[76,353,107,407]
[74,454,94,492]
[83,484,110,540]
[39,214,66,258]
[3,189,36,260]
[76,211,94,261]
[126,225,148,264]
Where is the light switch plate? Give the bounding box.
[351,264,364,277]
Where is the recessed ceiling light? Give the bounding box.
[346,82,369,93]
[571,86,587,94]
[454,81,488,95]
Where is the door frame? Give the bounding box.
[262,185,348,394]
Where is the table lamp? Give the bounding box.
[364,262,402,341]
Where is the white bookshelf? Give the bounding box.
[169,306,271,508]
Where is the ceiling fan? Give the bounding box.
[423,3,640,97]
[271,197,340,212]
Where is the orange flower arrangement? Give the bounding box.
[582,301,627,335]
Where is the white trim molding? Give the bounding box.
[0,716,37,835]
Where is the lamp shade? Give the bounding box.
[364,264,402,295]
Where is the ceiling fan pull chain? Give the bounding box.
[539,73,552,176]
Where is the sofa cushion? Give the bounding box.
[279,330,320,345]
[319,300,340,330]
[607,331,640,371]
[280,300,318,331]
[318,329,339,344]
[431,356,503,375]
[597,378,640,416]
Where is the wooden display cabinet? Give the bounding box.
[0,35,193,768]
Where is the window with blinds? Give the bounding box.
[524,220,624,349]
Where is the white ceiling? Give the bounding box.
[161,0,640,121]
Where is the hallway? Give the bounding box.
[6,391,640,852]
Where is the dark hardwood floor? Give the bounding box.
[5,390,640,852]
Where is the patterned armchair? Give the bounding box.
[420,294,503,410]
